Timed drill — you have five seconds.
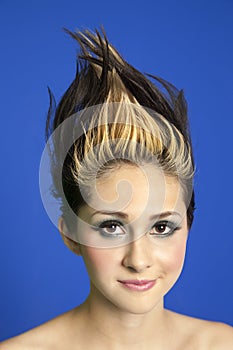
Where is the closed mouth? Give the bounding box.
[118,279,156,291]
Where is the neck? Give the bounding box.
[77,283,171,348]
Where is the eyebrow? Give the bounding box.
[90,210,182,220]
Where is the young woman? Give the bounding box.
[1,28,232,350]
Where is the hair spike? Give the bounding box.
[46,26,195,229]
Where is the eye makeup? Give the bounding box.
[92,219,126,238]
[149,220,182,238]
[91,217,182,239]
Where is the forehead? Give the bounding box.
[85,163,185,219]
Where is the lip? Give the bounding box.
[118,279,156,291]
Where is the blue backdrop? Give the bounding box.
[0,0,232,341]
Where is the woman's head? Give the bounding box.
[45,28,195,246]
[73,163,189,314]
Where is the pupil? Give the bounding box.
[106,225,116,233]
[158,224,165,233]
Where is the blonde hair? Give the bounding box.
[46,27,195,229]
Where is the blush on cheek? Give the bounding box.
[172,244,187,273]
[82,246,116,273]
[161,241,187,276]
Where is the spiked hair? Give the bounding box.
[46,27,195,230]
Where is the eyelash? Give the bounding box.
[93,219,181,239]
[95,220,126,238]
[149,221,180,238]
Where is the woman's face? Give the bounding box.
[77,163,189,314]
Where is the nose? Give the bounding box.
[122,235,153,273]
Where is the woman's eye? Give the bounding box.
[99,221,125,237]
[149,221,176,237]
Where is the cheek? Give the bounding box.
[158,239,187,275]
[81,247,118,277]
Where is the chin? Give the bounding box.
[120,300,163,316]
[104,291,164,315]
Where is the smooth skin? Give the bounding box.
[1,164,232,349]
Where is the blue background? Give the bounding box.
[0,0,232,341]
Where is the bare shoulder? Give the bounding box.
[0,329,47,350]
[0,319,61,350]
[205,321,233,349]
[0,307,84,350]
[167,310,233,349]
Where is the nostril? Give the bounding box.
[123,258,152,273]
[126,266,138,273]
